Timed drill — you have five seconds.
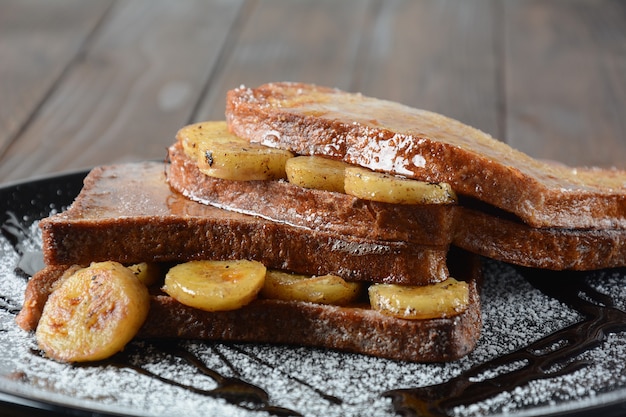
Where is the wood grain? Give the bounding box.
[0,0,243,182]
[193,0,374,122]
[504,0,626,167]
[0,0,113,163]
[0,0,624,183]
[353,0,501,138]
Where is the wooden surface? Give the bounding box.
[1,0,625,184]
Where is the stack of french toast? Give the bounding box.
[16,82,626,364]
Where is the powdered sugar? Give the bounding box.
[2,217,626,416]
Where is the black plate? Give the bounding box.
[1,170,626,417]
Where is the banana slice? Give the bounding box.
[344,166,457,205]
[261,270,362,305]
[368,278,469,320]
[285,156,348,193]
[163,260,266,311]
[177,121,293,181]
[127,262,162,286]
[36,262,150,363]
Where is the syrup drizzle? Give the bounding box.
[105,341,343,415]
[90,341,303,417]
[0,214,321,416]
[4,212,626,416]
[0,212,26,250]
[227,344,343,405]
[0,213,33,317]
[1,211,44,279]
[0,295,21,316]
[1,212,38,256]
[384,267,626,417]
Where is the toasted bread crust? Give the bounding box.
[454,207,626,270]
[15,265,73,332]
[40,162,449,285]
[143,285,479,362]
[167,142,456,246]
[226,82,626,230]
[169,135,626,271]
[17,254,481,362]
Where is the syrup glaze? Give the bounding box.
[228,83,626,230]
[0,296,20,316]
[384,267,626,417]
[105,341,302,417]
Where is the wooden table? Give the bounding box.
[1,0,625,184]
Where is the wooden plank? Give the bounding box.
[0,0,244,182]
[197,0,499,134]
[193,0,374,121]
[504,0,626,168]
[353,0,501,138]
[0,0,113,160]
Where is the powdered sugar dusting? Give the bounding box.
[346,131,424,177]
[2,216,626,416]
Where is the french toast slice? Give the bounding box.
[226,82,626,230]
[167,141,456,246]
[169,123,626,271]
[17,251,481,363]
[39,162,449,285]
[453,207,626,270]
[21,161,482,363]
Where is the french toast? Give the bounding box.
[167,141,456,246]
[17,251,481,363]
[18,162,482,363]
[170,118,626,271]
[226,82,626,230]
[454,206,626,270]
[39,162,449,285]
[19,81,626,367]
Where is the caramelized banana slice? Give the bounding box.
[344,166,457,204]
[177,121,293,181]
[261,270,362,305]
[368,278,469,320]
[163,260,266,311]
[36,262,150,363]
[127,262,162,286]
[285,156,348,193]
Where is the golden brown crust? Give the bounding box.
[18,254,481,362]
[167,141,457,246]
[142,284,479,362]
[15,265,70,332]
[40,162,449,285]
[454,207,626,270]
[168,135,626,270]
[226,82,626,230]
[142,251,481,362]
